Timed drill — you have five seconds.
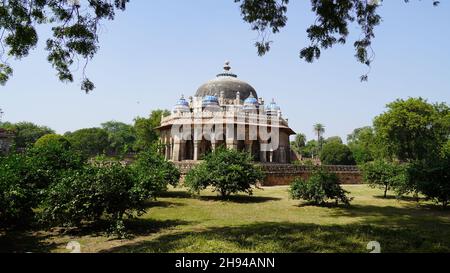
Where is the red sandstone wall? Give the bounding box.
[174,162,363,186]
[262,172,362,186]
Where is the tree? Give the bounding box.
[1,1,441,91]
[34,134,71,149]
[324,136,343,145]
[185,147,264,198]
[414,151,450,208]
[320,141,356,165]
[131,147,180,197]
[302,139,319,158]
[133,109,170,151]
[65,128,109,157]
[291,133,306,154]
[361,160,409,198]
[41,163,146,237]
[347,126,377,164]
[101,121,136,155]
[0,121,55,150]
[0,153,36,227]
[289,168,352,206]
[313,123,325,153]
[0,0,129,92]
[237,0,440,81]
[374,98,449,162]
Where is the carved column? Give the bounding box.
[193,140,201,161]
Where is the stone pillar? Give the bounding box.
[245,140,254,158]
[260,142,267,163]
[193,140,201,161]
[172,142,180,162]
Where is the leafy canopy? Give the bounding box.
[185,147,264,198]
[0,1,441,90]
[289,168,352,206]
[320,141,356,165]
[373,98,450,162]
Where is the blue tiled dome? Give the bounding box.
[266,99,280,111]
[202,95,219,103]
[202,95,221,112]
[266,99,281,116]
[173,95,190,113]
[244,96,258,105]
[243,94,259,112]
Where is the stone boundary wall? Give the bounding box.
[174,162,363,186]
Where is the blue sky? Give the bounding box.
[1,0,449,142]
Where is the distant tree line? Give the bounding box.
[0,109,170,157]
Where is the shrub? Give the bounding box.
[320,142,356,165]
[34,134,71,149]
[361,160,409,198]
[27,138,85,189]
[0,154,36,227]
[289,168,352,206]
[185,147,264,197]
[411,149,450,208]
[131,148,180,197]
[41,163,147,237]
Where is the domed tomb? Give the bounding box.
[195,62,258,100]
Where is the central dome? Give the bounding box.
[195,62,258,100]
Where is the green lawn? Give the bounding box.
[2,185,450,253]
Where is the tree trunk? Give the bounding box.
[384,185,388,198]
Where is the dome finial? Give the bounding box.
[224,61,231,71]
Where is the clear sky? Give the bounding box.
[1,0,449,142]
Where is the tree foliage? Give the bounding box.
[185,147,264,198]
[0,0,129,92]
[347,126,377,164]
[320,141,355,165]
[131,147,180,197]
[0,121,54,149]
[41,163,143,237]
[133,109,170,151]
[1,1,441,90]
[65,127,110,157]
[0,153,36,227]
[374,98,449,162]
[289,168,352,206]
[361,159,409,198]
[101,121,136,155]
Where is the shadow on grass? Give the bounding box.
[144,200,186,208]
[159,191,192,199]
[0,229,62,253]
[103,221,450,253]
[372,195,423,202]
[198,195,281,204]
[60,218,192,239]
[330,204,450,227]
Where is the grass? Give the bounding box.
[1,185,450,253]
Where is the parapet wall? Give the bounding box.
[174,162,363,186]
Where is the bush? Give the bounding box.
[0,154,36,227]
[131,147,180,197]
[289,168,352,206]
[34,134,71,149]
[411,150,450,208]
[320,142,356,165]
[185,147,264,197]
[41,163,146,237]
[361,160,409,198]
[27,138,85,189]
